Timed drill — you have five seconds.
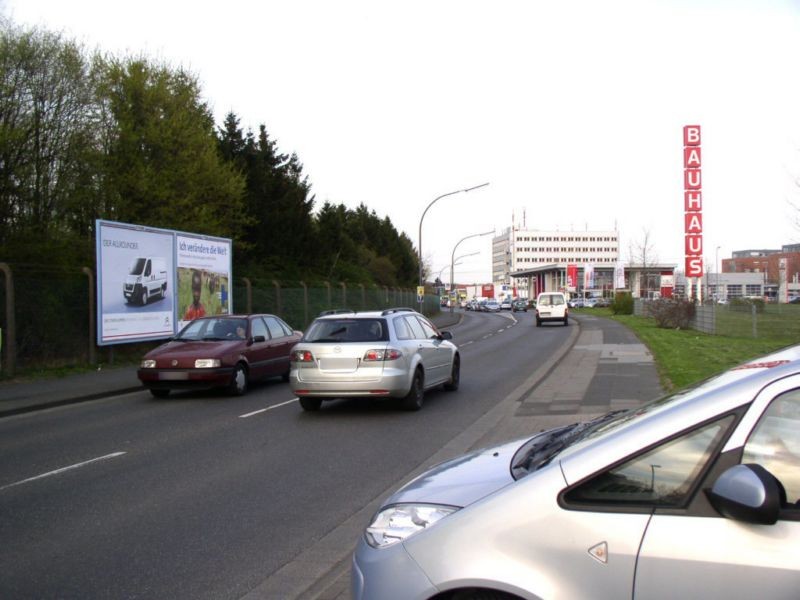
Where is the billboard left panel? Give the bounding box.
[96,220,176,345]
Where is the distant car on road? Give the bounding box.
[289,307,459,411]
[512,299,528,312]
[484,300,501,312]
[499,298,512,310]
[138,314,301,397]
[535,292,568,326]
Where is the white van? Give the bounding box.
[123,256,168,305]
[535,291,568,326]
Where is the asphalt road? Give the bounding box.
[0,308,571,599]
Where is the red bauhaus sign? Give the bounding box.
[683,125,703,277]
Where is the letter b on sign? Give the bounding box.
[683,125,701,146]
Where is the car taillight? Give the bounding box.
[363,348,402,362]
[291,350,315,362]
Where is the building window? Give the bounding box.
[745,284,761,296]
[728,284,743,298]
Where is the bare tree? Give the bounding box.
[628,228,660,298]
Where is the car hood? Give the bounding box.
[384,437,527,508]
[146,340,242,359]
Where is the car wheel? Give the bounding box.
[563,316,569,326]
[228,364,248,396]
[452,590,518,600]
[281,367,290,383]
[150,389,170,398]
[299,397,322,411]
[140,287,148,305]
[444,355,460,391]
[401,369,424,411]
[536,317,541,327]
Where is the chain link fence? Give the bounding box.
[634,298,800,344]
[0,264,440,377]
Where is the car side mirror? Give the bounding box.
[706,464,783,525]
[439,331,453,340]
[251,335,266,344]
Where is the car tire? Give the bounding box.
[281,367,290,383]
[443,355,460,391]
[139,287,148,305]
[452,590,518,600]
[401,369,424,411]
[228,363,248,396]
[536,317,541,327]
[150,389,170,398]
[299,397,322,411]
[563,316,569,326]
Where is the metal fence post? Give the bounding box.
[360,284,365,311]
[272,280,282,316]
[0,262,15,376]
[82,267,96,365]
[752,303,757,338]
[300,281,308,327]
[340,282,346,307]
[243,277,252,314]
[324,281,331,308]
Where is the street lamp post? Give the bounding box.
[418,183,490,302]
[450,230,494,312]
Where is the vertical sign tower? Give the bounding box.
[683,125,703,299]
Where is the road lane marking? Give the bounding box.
[239,398,298,418]
[0,452,126,491]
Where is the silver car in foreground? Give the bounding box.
[352,345,800,599]
[290,308,459,411]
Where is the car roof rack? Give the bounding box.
[318,309,355,317]
[380,307,416,316]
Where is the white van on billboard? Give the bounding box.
[123,256,168,305]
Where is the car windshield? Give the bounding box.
[510,409,631,479]
[175,317,248,341]
[303,318,389,343]
[129,258,146,275]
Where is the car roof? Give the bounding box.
[314,307,420,320]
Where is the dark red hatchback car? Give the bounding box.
[137,314,302,397]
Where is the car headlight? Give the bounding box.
[365,503,459,548]
[141,359,156,368]
[195,359,221,368]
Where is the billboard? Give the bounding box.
[96,220,232,345]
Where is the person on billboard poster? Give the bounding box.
[183,269,207,321]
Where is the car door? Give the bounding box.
[401,316,439,386]
[263,315,293,376]
[415,315,451,385]
[245,316,272,380]
[633,375,800,599]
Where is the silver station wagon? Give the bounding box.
[352,345,800,599]
[289,308,459,411]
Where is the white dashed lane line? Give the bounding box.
[239,398,298,418]
[1,452,127,491]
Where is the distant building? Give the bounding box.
[722,245,800,302]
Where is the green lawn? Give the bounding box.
[576,309,794,391]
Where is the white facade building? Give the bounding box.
[492,227,620,297]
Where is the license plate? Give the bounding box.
[540,311,551,316]
[160,372,188,380]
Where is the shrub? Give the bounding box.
[646,298,696,329]
[612,291,634,315]
[730,297,765,313]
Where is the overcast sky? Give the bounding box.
[6,0,800,283]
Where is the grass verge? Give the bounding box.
[609,312,794,390]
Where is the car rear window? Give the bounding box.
[303,318,389,343]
